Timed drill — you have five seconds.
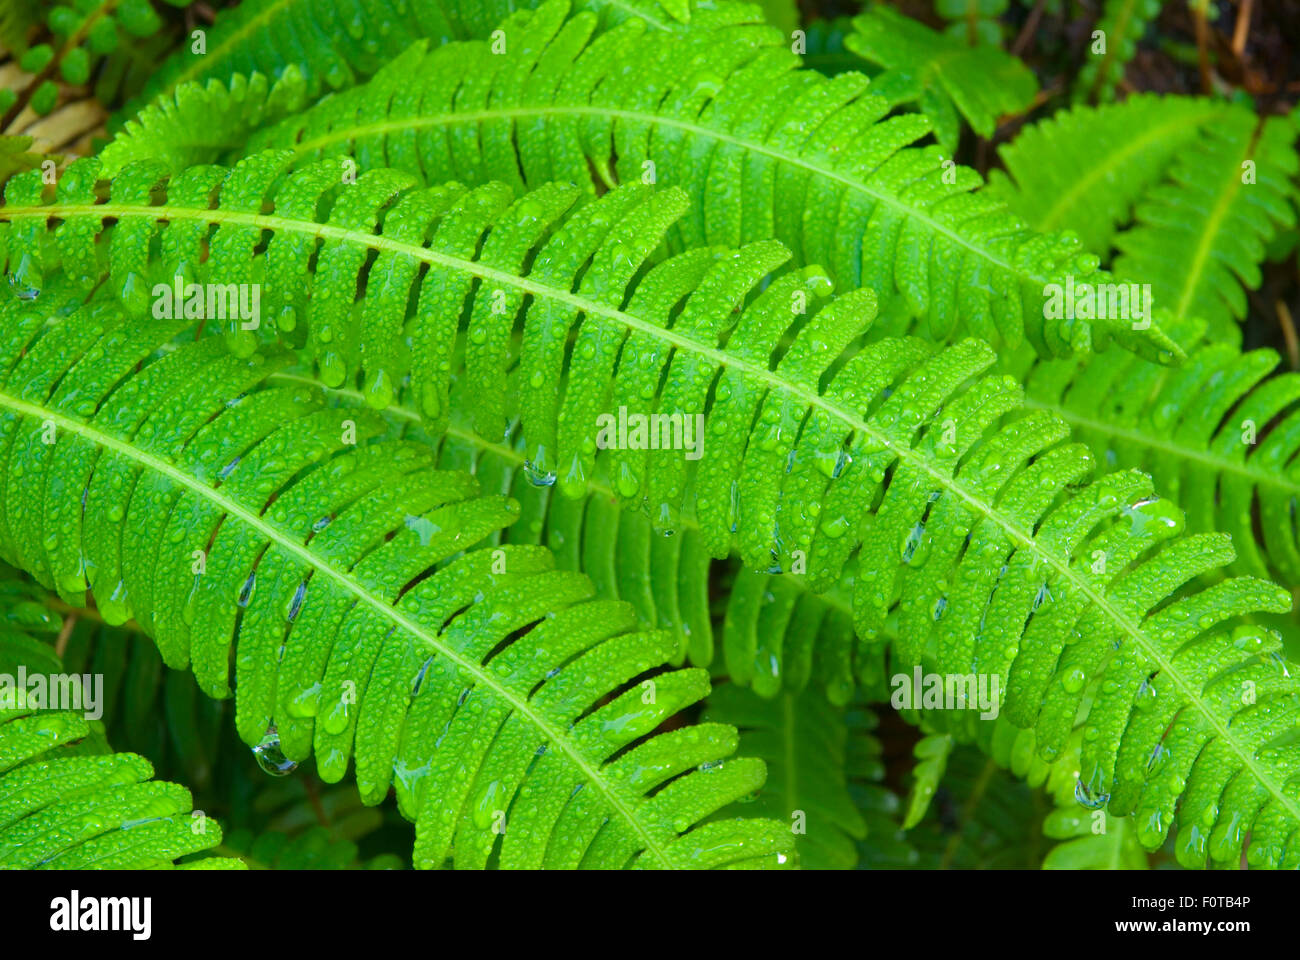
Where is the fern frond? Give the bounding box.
[229,0,1177,358]
[98,67,309,177]
[0,284,794,869]
[292,368,878,705]
[10,166,1296,865]
[120,0,749,128]
[0,600,238,869]
[1112,110,1300,342]
[0,706,238,868]
[932,708,1152,868]
[843,6,1037,151]
[1075,0,1164,103]
[1008,329,1300,592]
[989,94,1243,254]
[702,683,890,869]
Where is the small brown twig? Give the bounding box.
[1190,0,1214,95]
[1278,300,1299,370]
[55,613,77,658]
[1010,0,1047,58]
[1231,0,1253,57]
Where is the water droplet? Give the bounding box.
[253,726,298,776]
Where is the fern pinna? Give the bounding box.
[1,600,239,869]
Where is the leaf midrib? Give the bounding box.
[0,388,674,868]
[280,106,1030,283]
[1033,102,1230,234]
[9,197,1297,827]
[1023,396,1300,497]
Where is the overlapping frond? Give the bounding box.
[0,603,237,869]
[100,67,309,178]
[1074,0,1164,103]
[0,283,795,869]
[1112,110,1300,341]
[989,95,1243,254]
[843,6,1037,151]
[0,704,237,868]
[4,147,1298,862]
[702,683,877,869]
[228,0,1178,357]
[120,0,751,127]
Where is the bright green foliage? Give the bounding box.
[844,7,1037,151]
[3,0,1300,874]
[989,99,1300,594]
[1,147,1179,410]
[0,706,236,868]
[1039,734,1149,870]
[932,0,1009,47]
[99,67,309,177]
[121,0,744,126]
[702,683,875,868]
[902,732,953,829]
[0,568,64,676]
[989,95,1242,254]
[0,604,236,869]
[430,401,870,701]
[7,176,1299,865]
[223,0,1170,355]
[1075,0,1164,103]
[914,711,1150,868]
[0,285,794,869]
[1112,111,1300,342]
[1008,326,1300,593]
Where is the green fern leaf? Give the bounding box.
[0,706,238,868]
[0,603,238,869]
[1009,328,1300,593]
[99,67,309,177]
[119,0,749,129]
[0,285,794,869]
[843,6,1038,151]
[989,94,1244,254]
[227,0,1176,358]
[1075,0,1164,103]
[702,683,885,869]
[8,163,1297,864]
[1112,110,1300,342]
